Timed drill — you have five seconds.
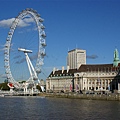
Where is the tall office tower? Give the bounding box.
[67,48,86,69]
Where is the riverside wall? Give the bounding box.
[38,93,120,101]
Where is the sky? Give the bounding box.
[0,0,120,82]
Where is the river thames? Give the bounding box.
[0,96,120,120]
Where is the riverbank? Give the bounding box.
[38,92,120,101]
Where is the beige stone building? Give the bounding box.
[46,49,120,93]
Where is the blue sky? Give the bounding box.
[0,0,120,82]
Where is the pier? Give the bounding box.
[0,90,40,96]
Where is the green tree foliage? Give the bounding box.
[0,83,10,91]
[36,85,42,92]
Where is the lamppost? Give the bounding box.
[58,79,59,92]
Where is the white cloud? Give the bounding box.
[18,19,30,27]
[0,17,35,28]
[0,18,15,27]
[23,17,34,23]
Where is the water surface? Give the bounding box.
[0,96,120,120]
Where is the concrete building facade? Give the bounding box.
[67,49,86,69]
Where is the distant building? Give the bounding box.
[67,49,86,69]
[46,49,120,93]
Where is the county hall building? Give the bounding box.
[46,48,120,94]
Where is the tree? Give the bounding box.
[0,83,10,91]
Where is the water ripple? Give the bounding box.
[0,97,120,120]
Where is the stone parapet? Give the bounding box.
[39,93,120,101]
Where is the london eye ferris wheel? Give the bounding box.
[4,8,46,90]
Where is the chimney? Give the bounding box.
[62,66,64,73]
[67,65,69,73]
[53,67,56,74]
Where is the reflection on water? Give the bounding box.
[0,96,120,120]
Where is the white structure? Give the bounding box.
[67,49,86,69]
[4,8,46,94]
